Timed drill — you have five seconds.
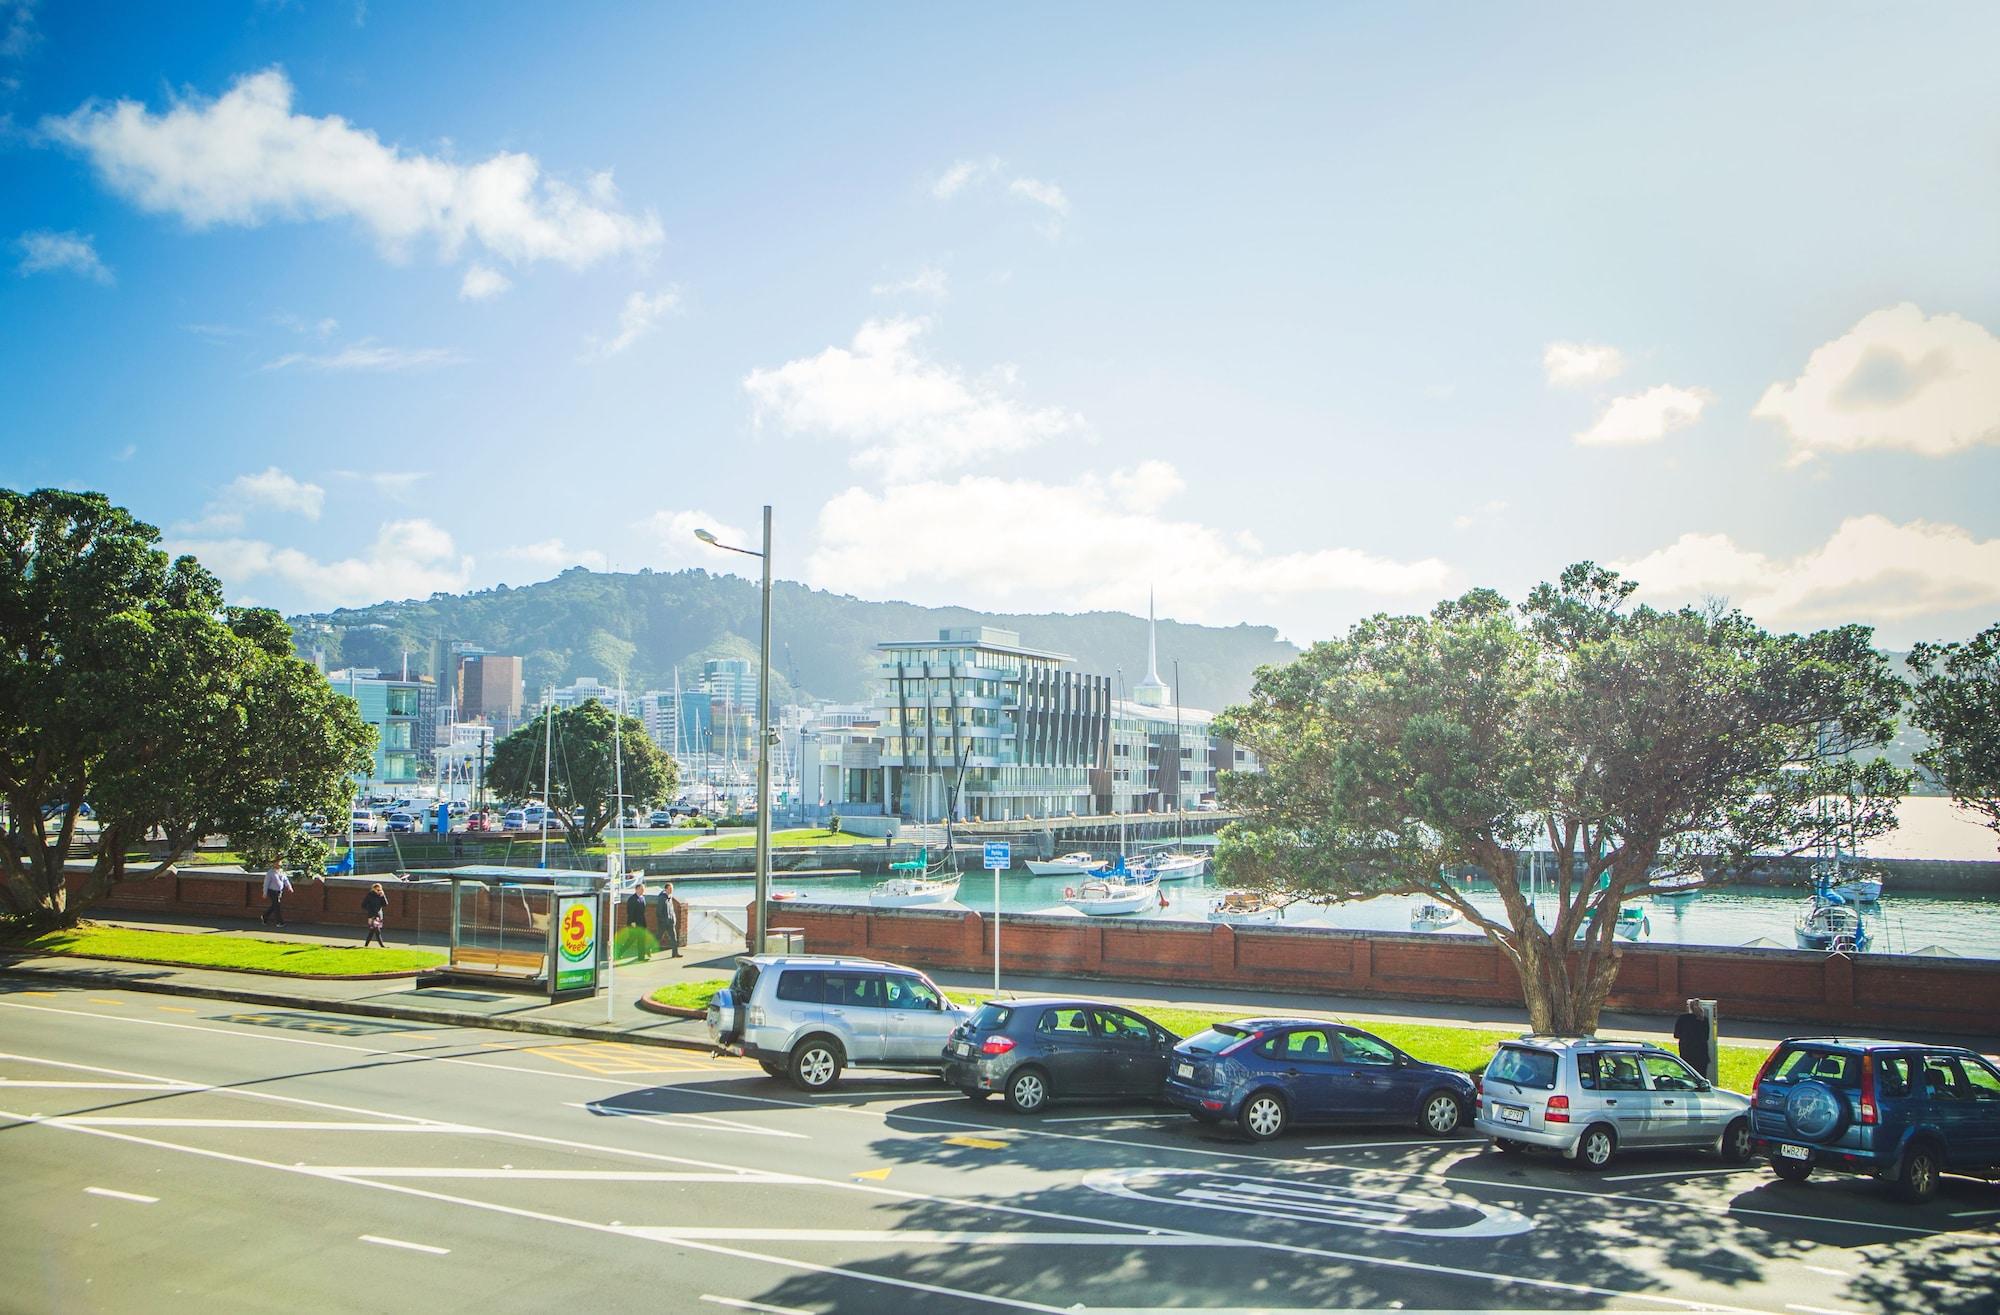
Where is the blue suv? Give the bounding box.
[1750,1037,2000,1203]
[1165,1016,1476,1141]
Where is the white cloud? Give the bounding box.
[638,508,756,575]
[1452,499,1510,531]
[263,340,463,372]
[330,468,424,499]
[582,287,680,359]
[45,68,661,270]
[1008,176,1069,238]
[500,538,608,572]
[871,264,949,299]
[1575,384,1711,446]
[806,465,1452,628]
[1753,303,2000,462]
[16,229,112,283]
[224,466,324,519]
[1617,515,2000,633]
[743,316,1086,477]
[459,262,511,300]
[1543,340,1624,388]
[931,157,997,200]
[172,517,473,608]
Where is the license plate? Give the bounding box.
[951,1041,971,1057]
[1779,1143,1810,1161]
[1176,1062,1194,1080]
[1499,1105,1525,1124]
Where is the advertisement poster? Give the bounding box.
[554,894,598,992]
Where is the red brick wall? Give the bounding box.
[757,903,2000,1039]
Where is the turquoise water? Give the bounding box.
[679,868,2000,960]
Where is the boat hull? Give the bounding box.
[1025,861,1095,876]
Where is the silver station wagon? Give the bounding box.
[708,953,970,1091]
[1474,1036,1754,1169]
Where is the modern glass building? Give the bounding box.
[328,667,427,788]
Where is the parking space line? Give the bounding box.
[61,1118,471,1131]
[84,1187,158,1204]
[1603,1167,1757,1182]
[1302,1140,1440,1152]
[700,1295,810,1315]
[1045,1112,1180,1123]
[359,1234,450,1256]
[1949,1208,2000,1219]
[0,1081,198,1090]
[1802,1265,1850,1278]
[1785,1305,1862,1315]
[156,1005,197,1013]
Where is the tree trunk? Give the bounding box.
[1511,930,1622,1036]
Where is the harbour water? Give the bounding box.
[680,867,2000,961]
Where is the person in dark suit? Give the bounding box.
[624,882,651,946]
[657,881,681,958]
[1673,1000,1713,1081]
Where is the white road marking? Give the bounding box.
[1948,1208,2000,1219]
[1785,1305,1862,1315]
[1087,1167,1535,1240]
[321,1169,813,1183]
[359,1234,450,1256]
[60,1118,473,1132]
[1044,1112,1181,1123]
[631,1228,1244,1246]
[0,1080,198,1090]
[1603,1167,1757,1182]
[1302,1140,1441,1152]
[569,1101,808,1138]
[84,1187,157,1204]
[700,1295,810,1315]
[1802,1265,1850,1278]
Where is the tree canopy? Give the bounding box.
[0,488,375,924]
[486,698,677,847]
[1907,624,2000,846]
[1216,563,1909,1034]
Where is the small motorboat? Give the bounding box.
[1830,874,1884,903]
[1579,901,1650,941]
[869,873,961,907]
[1025,851,1098,876]
[1135,851,1208,882]
[1209,890,1285,924]
[1063,878,1157,916]
[1410,902,1462,930]
[1648,870,1707,899]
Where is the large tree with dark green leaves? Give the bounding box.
[1217,564,1909,1035]
[1,489,376,925]
[486,698,676,848]
[1907,624,2000,846]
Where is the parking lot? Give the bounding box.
[1,983,1995,1314]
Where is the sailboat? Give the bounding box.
[1063,856,1161,916]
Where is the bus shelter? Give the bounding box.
[405,866,611,1002]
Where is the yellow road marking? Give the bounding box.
[942,1135,1008,1150]
[398,1034,438,1042]
[852,1168,892,1181]
[87,999,123,1007]
[156,1005,196,1014]
[21,991,58,998]
[524,1042,735,1076]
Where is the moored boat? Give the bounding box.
[1830,874,1884,903]
[1410,902,1462,930]
[1135,851,1208,881]
[1063,877,1158,916]
[869,873,961,907]
[1025,851,1098,876]
[1648,870,1707,898]
[1209,890,1285,924]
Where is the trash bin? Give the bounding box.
[764,927,805,954]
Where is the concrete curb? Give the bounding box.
[0,961,716,1052]
[636,993,705,1019]
[23,951,431,982]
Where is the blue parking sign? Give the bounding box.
[983,841,1011,870]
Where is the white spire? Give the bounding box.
[1134,588,1171,707]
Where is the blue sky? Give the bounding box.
[4,2,1998,646]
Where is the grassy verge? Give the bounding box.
[586,832,701,856]
[29,926,444,976]
[706,828,869,851]
[668,975,1770,1088]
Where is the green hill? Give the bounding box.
[288,568,1300,712]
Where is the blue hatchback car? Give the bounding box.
[1164,1016,1477,1141]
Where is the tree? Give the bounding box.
[1907,624,2000,845]
[0,489,376,926]
[486,699,676,848]
[1216,564,1908,1035]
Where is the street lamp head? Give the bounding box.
[693,528,719,545]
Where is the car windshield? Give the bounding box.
[1487,1046,1559,1090]
[1765,1047,1857,1087]
[1182,1024,1255,1054]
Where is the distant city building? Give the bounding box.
[328,667,427,789]
[453,648,525,736]
[550,676,629,714]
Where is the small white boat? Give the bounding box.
[1578,902,1651,941]
[1795,893,1870,951]
[1831,875,1884,903]
[1410,902,1462,930]
[1209,890,1284,924]
[1648,870,1707,898]
[1025,851,1098,876]
[1137,852,1208,882]
[869,874,961,908]
[1063,878,1159,916]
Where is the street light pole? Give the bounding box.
[696,509,775,955]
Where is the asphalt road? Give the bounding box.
[1,981,1995,1315]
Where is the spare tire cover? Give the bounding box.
[707,987,736,1042]
[1786,1081,1846,1141]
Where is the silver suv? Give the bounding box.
[707,954,970,1091]
[1474,1036,1753,1170]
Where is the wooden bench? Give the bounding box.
[450,946,547,977]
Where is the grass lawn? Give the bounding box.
[586,832,701,856]
[706,828,871,851]
[671,973,1773,1089]
[30,925,444,976]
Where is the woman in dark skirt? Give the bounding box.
[361,882,390,948]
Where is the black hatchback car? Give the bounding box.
[941,998,1180,1113]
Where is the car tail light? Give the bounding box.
[1201,1099,1224,1111]
[1751,1046,1784,1099]
[746,1007,764,1027]
[981,1036,1016,1056]
[1858,1053,1878,1125]
[1546,1095,1570,1124]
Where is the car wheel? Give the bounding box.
[1719,1117,1752,1164]
[1891,1144,1940,1204]
[758,1059,785,1079]
[1492,1136,1527,1155]
[961,1087,993,1102]
[1005,1068,1050,1113]
[788,1037,843,1092]
[1576,1124,1617,1170]
[1239,1090,1289,1141]
[1771,1154,1813,1183]
[1420,1091,1465,1135]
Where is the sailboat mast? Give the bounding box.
[539,687,552,867]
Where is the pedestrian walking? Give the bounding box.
[260,863,293,927]
[624,880,651,946]
[1673,998,1713,1081]
[360,882,389,948]
[657,881,681,958]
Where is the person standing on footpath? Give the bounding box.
[260,863,292,927]
[657,881,681,958]
[360,882,389,948]
[624,880,651,946]
[1673,999,1714,1081]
